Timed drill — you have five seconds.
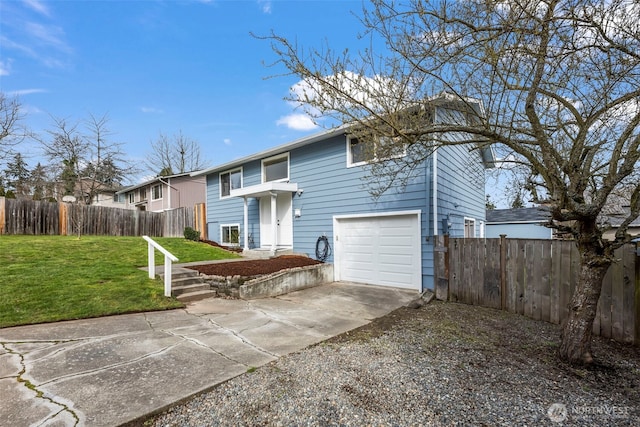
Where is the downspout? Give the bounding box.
[433,148,438,236]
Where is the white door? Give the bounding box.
[334,212,421,290]
[259,193,293,247]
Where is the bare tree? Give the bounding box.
[40,114,133,237]
[0,92,29,162]
[146,130,208,176]
[265,0,640,364]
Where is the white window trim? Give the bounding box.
[128,192,135,204]
[261,152,290,183]
[151,184,163,201]
[464,217,476,238]
[219,167,243,199]
[346,135,407,168]
[220,223,240,246]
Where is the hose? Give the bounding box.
[315,235,331,262]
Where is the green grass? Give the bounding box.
[0,235,241,328]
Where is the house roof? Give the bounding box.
[487,206,640,229]
[486,207,551,224]
[601,206,640,227]
[116,171,200,194]
[191,126,348,177]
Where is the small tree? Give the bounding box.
[40,114,132,236]
[266,0,640,364]
[0,92,28,161]
[4,152,31,197]
[146,131,208,176]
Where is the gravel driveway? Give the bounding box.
[147,301,640,426]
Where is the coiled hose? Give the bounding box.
[315,235,331,262]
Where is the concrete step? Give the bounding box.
[158,268,199,280]
[242,248,294,259]
[171,276,206,287]
[176,289,217,302]
[172,282,211,296]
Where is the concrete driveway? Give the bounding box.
[0,282,416,427]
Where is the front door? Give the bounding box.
[259,193,293,247]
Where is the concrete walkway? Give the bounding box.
[0,282,416,427]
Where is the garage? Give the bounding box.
[333,211,422,291]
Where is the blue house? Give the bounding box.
[485,207,554,239]
[193,99,495,292]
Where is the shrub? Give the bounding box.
[183,227,201,242]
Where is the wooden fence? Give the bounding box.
[434,236,640,345]
[0,197,205,238]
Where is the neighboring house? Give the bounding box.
[601,206,640,240]
[486,206,640,241]
[76,178,125,208]
[193,97,495,292]
[485,207,554,239]
[116,172,206,212]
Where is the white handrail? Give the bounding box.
[143,235,179,297]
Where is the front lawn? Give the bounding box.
[0,235,240,328]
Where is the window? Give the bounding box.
[220,168,242,198]
[464,218,476,238]
[348,137,371,165]
[113,194,125,203]
[220,224,240,245]
[152,184,163,200]
[140,188,147,201]
[128,193,135,204]
[347,135,406,167]
[262,153,289,183]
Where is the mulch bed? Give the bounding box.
[186,255,323,277]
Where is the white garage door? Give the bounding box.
[333,211,422,291]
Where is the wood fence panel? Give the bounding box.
[434,236,449,301]
[600,257,613,340]
[484,238,501,309]
[505,240,518,313]
[0,198,202,238]
[448,238,462,302]
[550,242,562,325]
[0,197,5,234]
[436,238,638,345]
[622,246,637,343]
[537,241,551,323]
[611,251,625,342]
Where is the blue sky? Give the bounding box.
[1,0,366,182]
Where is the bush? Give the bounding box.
[183,227,201,242]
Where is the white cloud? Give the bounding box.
[276,113,318,131]
[0,59,11,76]
[22,0,51,17]
[223,138,232,146]
[257,0,272,14]
[140,107,164,114]
[7,88,47,96]
[25,21,71,54]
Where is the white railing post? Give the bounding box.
[164,258,172,298]
[143,235,179,298]
[147,240,155,279]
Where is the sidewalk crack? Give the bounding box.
[1,342,81,426]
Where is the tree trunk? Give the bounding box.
[559,252,611,365]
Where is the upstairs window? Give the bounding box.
[262,153,289,183]
[128,193,135,204]
[347,135,406,167]
[152,184,162,200]
[140,188,147,201]
[220,168,242,198]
